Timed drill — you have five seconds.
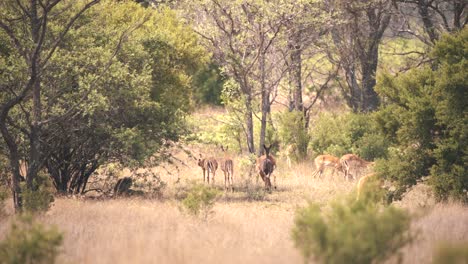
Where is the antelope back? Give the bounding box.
[221,159,233,172]
[260,158,274,176]
[205,158,218,171]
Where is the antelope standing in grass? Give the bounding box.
[256,145,277,191]
[356,173,386,201]
[220,146,234,191]
[281,144,296,169]
[340,154,374,181]
[311,154,343,178]
[197,154,218,184]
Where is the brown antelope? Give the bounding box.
[220,146,234,191]
[311,154,343,178]
[256,145,276,191]
[281,144,296,169]
[197,154,218,184]
[356,173,384,200]
[340,154,374,181]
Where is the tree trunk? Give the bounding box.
[344,65,362,112]
[418,0,439,43]
[289,31,303,113]
[27,0,43,190]
[258,51,269,157]
[361,46,380,112]
[0,120,23,211]
[245,93,255,154]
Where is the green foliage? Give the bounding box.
[22,176,55,214]
[373,147,431,200]
[0,215,63,264]
[276,111,310,160]
[0,184,7,218]
[309,113,349,156]
[292,196,412,264]
[375,28,468,202]
[309,112,388,160]
[193,63,225,105]
[433,242,468,264]
[181,183,220,219]
[0,0,209,195]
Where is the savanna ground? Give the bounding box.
[1,140,467,264]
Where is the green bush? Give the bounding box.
[433,242,468,264]
[276,110,310,160]
[374,28,467,202]
[0,214,63,264]
[192,62,225,105]
[0,184,7,218]
[374,147,432,200]
[309,112,388,160]
[309,112,349,157]
[292,195,412,264]
[22,175,55,214]
[181,183,220,219]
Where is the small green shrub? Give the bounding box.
[22,177,55,214]
[277,111,310,159]
[292,195,412,264]
[353,132,388,161]
[309,112,387,160]
[0,214,63,264]
[0,184,8,218]
[181,183,220,219]
[309,112,350,157]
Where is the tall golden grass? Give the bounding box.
[1,152,467,264]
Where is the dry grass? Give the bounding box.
[387,203,468,264]
[1,153,467,264]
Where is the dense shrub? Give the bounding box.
[0,215,63,264]
[309,113,349,157]
[0,185,7,219]
[309,112,388,160]
[192,63,225,105]
[292,194,412,264]
[375,28,467,202]
[276,111,310,160]
[21,173,55,214]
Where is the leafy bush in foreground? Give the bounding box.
[0,215,63,264]
[292,194,412,264]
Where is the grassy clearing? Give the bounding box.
[1,148,467,264]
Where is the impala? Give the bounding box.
[281,144,296,169]
[256,144,277,191]
[340,154,374,181]
[197,154,218,184]
[311,154,343,178]
[356,173,384,200]
[220,146,234,191]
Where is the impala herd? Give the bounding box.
[198,145,376,196]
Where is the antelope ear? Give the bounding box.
[221,145,224,151]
